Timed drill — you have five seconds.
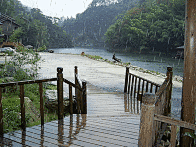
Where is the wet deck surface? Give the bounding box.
[1,84,140,146]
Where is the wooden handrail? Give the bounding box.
[0,66,87,135]
[124,67,161,98]
[139,66,173,146]
[74,66,87,114]
[0,78,57,87]
[129,73,161,87]
[63,78,83,91]
[154,114,196,131]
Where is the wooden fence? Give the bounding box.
[0,66,86,136]
[138,67,196,146]
[124,67,161,113]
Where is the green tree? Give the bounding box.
[105,0,185,53]
[9,27,23,42]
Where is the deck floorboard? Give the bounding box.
[1,84,140,146]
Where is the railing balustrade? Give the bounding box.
[0,66,86,136]
[138,67,196,146]
[124,67,161,113]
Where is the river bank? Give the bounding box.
[38,52,182,88]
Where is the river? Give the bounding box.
[52,47,184,77]
[50,47,183,119]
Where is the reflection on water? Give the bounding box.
[52,47,184,77]
[124,93,141,114]
[1,114,87,146]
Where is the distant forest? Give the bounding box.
[0,0,185,54]
[0,0,73,48]
[61,0,185,54]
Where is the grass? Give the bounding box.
[82,53,103,60]
[1,83,60,133]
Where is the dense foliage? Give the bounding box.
[0,0,73,48]
[105,0,185,53]
[61,0,139,47]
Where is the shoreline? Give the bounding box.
[54,52,183,84]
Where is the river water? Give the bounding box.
[51,47,183,119]
[52,47,184,77]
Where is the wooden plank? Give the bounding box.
[154,114,196,131]
[170,125,177,147]
[20,84,26,131]
[39,83,44,127]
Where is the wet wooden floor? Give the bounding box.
[1,84,140,146]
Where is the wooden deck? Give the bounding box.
[1,84,140,146]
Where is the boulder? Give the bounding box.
[45,90,70,114]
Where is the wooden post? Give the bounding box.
[20,84,26,131]
[127,74,131,94]
[180,0,196,146]
[139,93,156,147]
[166,67,173,115]
[69,84,73,115]
[130,75,135,97]
[141,80,145,95]
[39,83,44,128]
[75,66,80,114]
[58,119,64,146]
[57,67,64,120]
[124,67,129,93]
[22,130,26,146]
[150,83,153,93]
[75,66,78,97]
[68,115,73,145]
[146,81,149,92]
[134,77,137,113]
[170,125,177,147]
[0,87,3,137]
[82,82,87,114]
[79,90,83,114]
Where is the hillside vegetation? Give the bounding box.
[60,0,185,55]
[0,0,73,49]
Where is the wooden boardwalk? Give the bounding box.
[1,84,140,146]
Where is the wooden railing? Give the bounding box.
[0,66,86,136]
[138,67,196,146]
[124,67,161,113]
